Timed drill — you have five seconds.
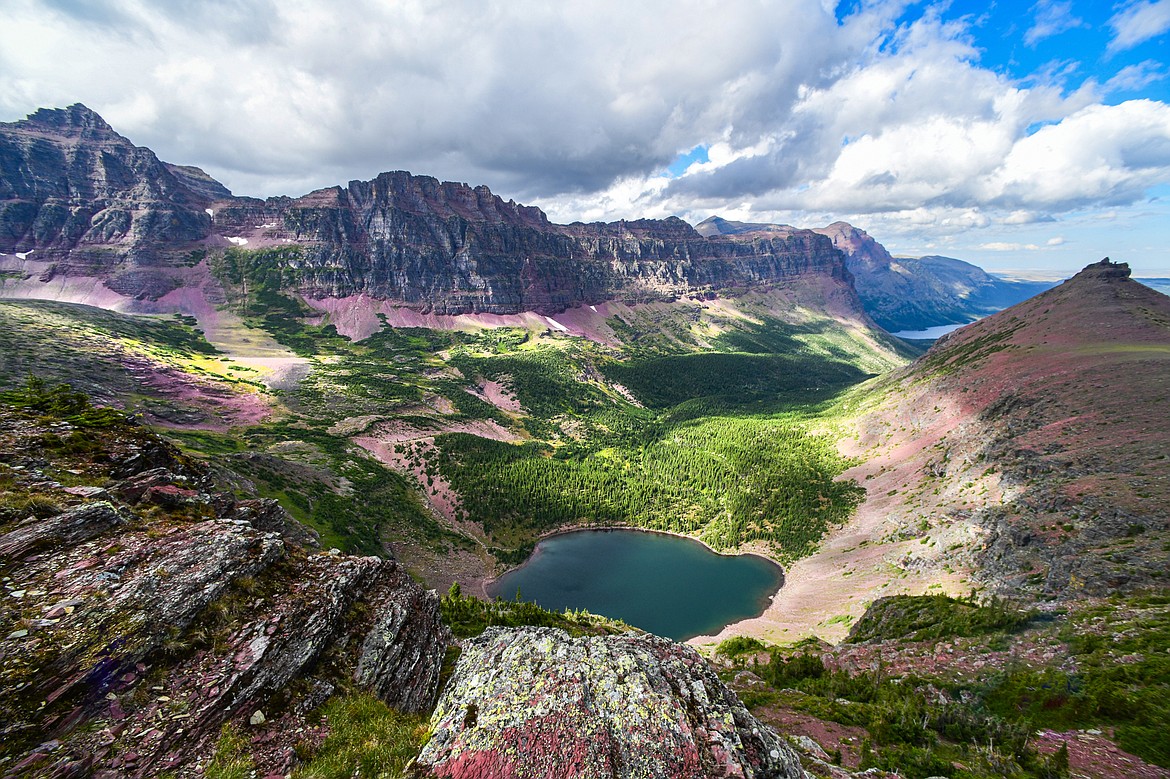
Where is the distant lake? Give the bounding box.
[891,323,968,340]
[486,529,783,641]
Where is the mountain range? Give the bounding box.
[3,103,1047,336]
[2,104,855,318]
[1,104,1168,779]
[696,216,1057,332]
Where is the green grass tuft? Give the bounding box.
[291,693,429,779]
[205,723,256,779]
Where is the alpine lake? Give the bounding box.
[486,529,784,641]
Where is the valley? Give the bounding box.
[1,104,1168,779]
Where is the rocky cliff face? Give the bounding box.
[0,390,449,777]
[1,106,853,316]
[696,216,1053,331]
[810,222,1055,332]
[0,105,220,286]
[416,626,805,779]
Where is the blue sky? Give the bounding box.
[2,0,1169,276]
[874,0,1169,104]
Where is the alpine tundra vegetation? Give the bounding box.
[1,55,1169,778]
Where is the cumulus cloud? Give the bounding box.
[989,100,1170,209]
[1002,211,1057,225]
[0,0,860,200]
[1109,0,1170,52]
[652,8,1165,220]
[2,0,1170,274]
[605,13,1170,234]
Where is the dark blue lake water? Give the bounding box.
[485,529,784,641]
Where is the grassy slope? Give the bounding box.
[717,591,1170,778]
[0,299,266,424]
[0,246,914,579]
[840,264,1170,599]
[4,252,1169,777]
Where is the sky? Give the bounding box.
[2,0,1170,277]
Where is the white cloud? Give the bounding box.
[0,0,862,200]
[652,10,1158,221]
[989,100,1170,209]
[1,0,1170,277]
[1025,0,1087,46]
[1104,61,1167,93]
[1109,0,1170,52]
[1002,210,1055,225]
[980,242,1044,251]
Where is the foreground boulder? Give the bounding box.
[415,626,804,779]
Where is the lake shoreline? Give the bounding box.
[478,524,787,600]
[480,526,787,642]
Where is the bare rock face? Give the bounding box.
[2,105,859,317]
[415,627,804,779]
[0,104,218,272]
[0,500,127,558]
[355,564,448,712]
[0,405,450,777]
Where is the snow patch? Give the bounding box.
[15,251,33,259]
[227,237,249,246]
[545,316,569,332]
[205,208,214,217]
[589,305,597,312]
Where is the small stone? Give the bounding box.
[6,629,29,639]
[249,710,266,726]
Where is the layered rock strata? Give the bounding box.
[2,105,854,316]
[0,404,449,777]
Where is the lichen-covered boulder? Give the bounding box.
[415,627,804,779]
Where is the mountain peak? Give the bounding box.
[22,103,116,135]
[693,215,794,237]
[1073,257,1131,281]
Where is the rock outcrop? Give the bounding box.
[415,626,804,779]
[1,106,856,317]
[0,500,127,558]
[0,396,449,777]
